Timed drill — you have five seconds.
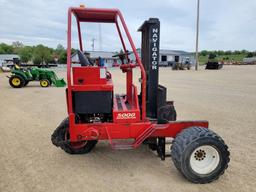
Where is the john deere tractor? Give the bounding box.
[8,64,66,88]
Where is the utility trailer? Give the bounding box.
[52,6,230,183]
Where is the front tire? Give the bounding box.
[40,79,50,87]
[51,118,98,154]
[171,127,230,183]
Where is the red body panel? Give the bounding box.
[71,67,113,92]
[73,67,107,85]
[68,118,208,142]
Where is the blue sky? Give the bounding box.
[0,0,255,51]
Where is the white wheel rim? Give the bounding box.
[189,145,220,175]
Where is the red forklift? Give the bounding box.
[52,6,230,183]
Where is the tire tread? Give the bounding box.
[171,127,230,183]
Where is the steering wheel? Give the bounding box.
[106,71,112,79]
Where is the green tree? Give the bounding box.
[12,41,24,53]
[58,48,76,64]
[200,50,208,56]
[217,50,224,55]
[33,56,42,65]
[55,44,66,63]
[33,44,52,64]
[209,53,217,59]
[0,43,14,53]
[18,46,33,63]
[241,50,248,54]
[247,52,254,58]
[56,44,65,54]
[59,52,67,64]
[0,46,4,54]
[225,50,232,55]
[234,50,241,55]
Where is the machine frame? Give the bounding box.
[52,6,230,184]
[66,7,208,148]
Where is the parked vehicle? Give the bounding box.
[172,57,191,70]
[205,54,223,69]
[51,6,230,184]
[8,64,66,88]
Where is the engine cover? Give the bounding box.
[73,91,112,114]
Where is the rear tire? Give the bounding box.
[171,127,230,183]
[51,118,98,154]
[9,75,25,88]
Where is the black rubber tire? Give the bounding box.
[40,79,50,87]
[24,80,29,86]
[9,75,25,88]
[171,127,230,183]
[51,118,98,154]
[48,79,52,86]
[157,104,177,124]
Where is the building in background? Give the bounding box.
[71,49,195,67]
[159,50,195,66]
[71,51,118,67]
[130,49,195,66]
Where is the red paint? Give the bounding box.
[73,67,107,85]
[66,7,209,149]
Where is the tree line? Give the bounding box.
[0,41,76,64]
[1,42,255,64]
[200,50,256,58]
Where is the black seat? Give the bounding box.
[77,50,91,66]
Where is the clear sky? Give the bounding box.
[0,0,255,52]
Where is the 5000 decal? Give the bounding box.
[116,113,136,119]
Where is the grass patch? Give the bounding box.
[199,54,247,65]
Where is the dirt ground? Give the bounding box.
[0,65,256,192]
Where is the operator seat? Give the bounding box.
[77,50,91,66]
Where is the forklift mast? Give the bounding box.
[138,18,160,119]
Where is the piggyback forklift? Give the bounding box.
[51,6,230,183]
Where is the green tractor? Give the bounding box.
[8,64,66,88]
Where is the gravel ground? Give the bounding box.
[0,65,255,192]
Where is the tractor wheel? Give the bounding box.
[51,118,98,154]
[9,75,25,88]
[40,79,50,87]
[171,127,230,183]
